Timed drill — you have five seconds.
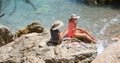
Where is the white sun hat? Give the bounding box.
[52,20,64,30]
[71,14,80,19]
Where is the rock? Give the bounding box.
[16,21,44,37]
[84,0,98,5]
[0,60,17,63]
[112,35,120,42]
[92,41,120,63]
[96,0,106,5]
[0,25,13,47]
[80,0,120,5]
[0,29,50,62]
[0,29,97,63]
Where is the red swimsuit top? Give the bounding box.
[66,22,76,38]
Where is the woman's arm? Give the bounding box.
[58,32,62,42]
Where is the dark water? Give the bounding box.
[0,0,120,40]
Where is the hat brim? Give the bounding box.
[52,21,64,30]
[72,16,80,19]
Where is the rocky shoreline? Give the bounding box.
[0,29,97,63]
[0,22,120,63]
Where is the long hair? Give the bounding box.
[50,24,58,33]
[50,26,54,33]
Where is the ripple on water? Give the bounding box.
[0,0,120,38]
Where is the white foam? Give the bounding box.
[97,41,104,56]
[99,14,120,35]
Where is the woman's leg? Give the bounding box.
[83,30,97,40]
[76,29,97,41]
[75,33,97,43]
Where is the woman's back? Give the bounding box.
[50,29,60,41]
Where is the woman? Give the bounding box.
[66,14,97,43]
[48,21,65,46]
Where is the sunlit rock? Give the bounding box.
[0,29,97,63]
[16,21,44,37]
[92,40,120,63]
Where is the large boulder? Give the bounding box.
[0,29,97,63]
[92,40,120,63]
[16,21,44,37]
[0,25,13,47]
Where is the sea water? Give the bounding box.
[0,0,120,39]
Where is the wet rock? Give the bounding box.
[84,0,98,5]
[16,21,44,37]
[0,25,13,47]
[81,0,120,5]
[92,41,120,63]
[103,23,120,39]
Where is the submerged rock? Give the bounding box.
[79,0,120,5]
[84,0,98,5]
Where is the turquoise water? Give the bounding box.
[0,0,120,39]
